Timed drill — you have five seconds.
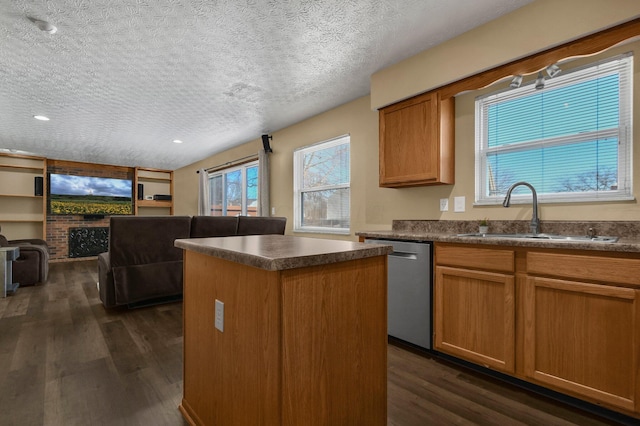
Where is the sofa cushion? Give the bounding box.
[190,216,238,238]
[236,216,286,235]
[109,216,191,267]
[113,261,183,305]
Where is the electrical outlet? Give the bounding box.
[271,207,276,215]
[439,198,449,212]
[454,196,466,212]
[215,299,224,332]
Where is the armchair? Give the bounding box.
[0,226,50,286]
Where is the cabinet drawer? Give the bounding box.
[436,244,515,273]
[527,252,640,287]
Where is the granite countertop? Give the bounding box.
[356,220,640,253]
[175,234,393,271]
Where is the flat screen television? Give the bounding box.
[48,173,133,216]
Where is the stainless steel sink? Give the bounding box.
[455,233,619,243]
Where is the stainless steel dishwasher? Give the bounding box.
[365,239,432,349]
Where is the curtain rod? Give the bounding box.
[196,153,259,173]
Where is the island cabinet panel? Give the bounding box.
[434,266,515,373]
[180,249,388,426]
[523,276,640,412]
[280,257,388,425]
[379,90,454,187]
[181,251,282,426]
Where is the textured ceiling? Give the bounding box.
[0,0,532,170]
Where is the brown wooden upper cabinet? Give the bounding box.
[379,90,454,187]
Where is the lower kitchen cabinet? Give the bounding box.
[523,276,640,412]
[435,266,515,373]
[434,242,640,418]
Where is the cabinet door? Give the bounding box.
[523,277,640,412]
[434,266,515,373]
[379,92,437,186]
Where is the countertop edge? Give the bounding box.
[357,230,640,253]
[175,236,393,271]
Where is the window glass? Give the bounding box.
[209,174,223,215]
[294,135,350,234]
[207,160,258,216]
[225,169,242,216]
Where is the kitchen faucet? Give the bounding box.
[502,181,540,234]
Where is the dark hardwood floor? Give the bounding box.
[0,260,629,425]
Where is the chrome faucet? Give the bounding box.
[502,181,540,234]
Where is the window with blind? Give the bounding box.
[208,160,259,216]
[293,135,350,234]
[475,52,633,205]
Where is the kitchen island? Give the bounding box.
[175,235,392,426]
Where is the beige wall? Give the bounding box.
[175,95,465,238]
[371,0,640,109]
[175,4,640,240]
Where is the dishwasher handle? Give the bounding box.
[389,251,418,260]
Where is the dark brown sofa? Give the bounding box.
[0,226,50,286]
[98,215,286,308]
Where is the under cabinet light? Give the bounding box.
[546,63,562,78]
[509,75,523,88]
[534,72,545,90]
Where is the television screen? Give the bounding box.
[49,173,133,215]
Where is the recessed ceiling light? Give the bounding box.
[34,115,50,121]
[173,139,183,144]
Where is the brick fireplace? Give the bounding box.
[46,160,133,261]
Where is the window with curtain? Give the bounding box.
[293,135,350,234]
[475,52,633,205]
[208,160,259,216]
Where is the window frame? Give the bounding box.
[474,52,633,205]
[207,159,259,216]
[293,135,351,235]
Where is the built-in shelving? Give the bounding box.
[134,167,173,215]
[0,153,46,239]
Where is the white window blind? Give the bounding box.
[475,52,633,205]
[293,135,350,234]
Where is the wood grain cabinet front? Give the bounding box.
[435,265,515,374]
[524,251,640,413]
[434,244,516,373]
[379,91,454,187]
[180,250,388,426]
[434,242,640,418]
[523,276,640,412]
